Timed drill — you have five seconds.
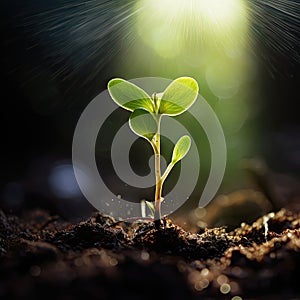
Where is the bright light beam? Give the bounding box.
[135,0,249,58]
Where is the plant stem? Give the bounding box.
[154,116,162,222]
[161,162,175,183]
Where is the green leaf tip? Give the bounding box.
[129,108,157,141]
[159,77,199,116]
[171,135,191,164]
[108,78,154,113]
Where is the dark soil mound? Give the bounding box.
[1,208,300,299]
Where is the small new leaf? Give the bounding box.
[171,135,191,164]
[108,78,154,112]
[159,77,199,116]
[145,201,155,216]
[129,108,157,141]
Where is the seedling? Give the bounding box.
[108,77,199,223]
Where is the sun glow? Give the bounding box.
[197,0,246,24]
[136,0,249,57]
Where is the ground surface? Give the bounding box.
[1,205,300,300]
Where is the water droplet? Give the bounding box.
[220,283,231,294]
[217,274,228,285]
[197,220,207,228]
[201,268,209,276]
[141,251,150,261]
[194,207,207,219]
[232,296,243,300]
[108,258,118,266]
[194,279,209,291]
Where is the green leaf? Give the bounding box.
[171,135,191,164]
[145,201,155,216]
[159,77,199,116]
[129,108,157,141]
[108,78,154,112]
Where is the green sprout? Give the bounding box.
[108,77,199,223]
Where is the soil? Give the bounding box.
[1,206,300,300]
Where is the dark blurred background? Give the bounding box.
[0,0,299,222]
